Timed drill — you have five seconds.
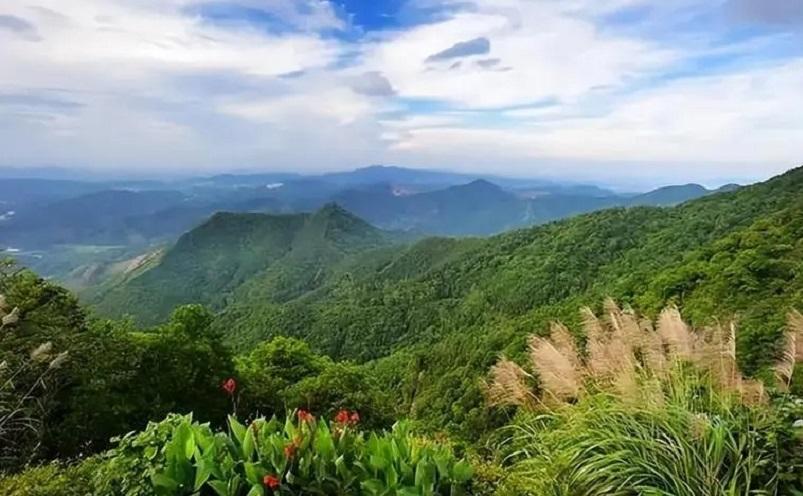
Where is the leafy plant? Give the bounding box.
[486,301,803,495]
[152,411,473,495]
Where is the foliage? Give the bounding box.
[236,337,330,417]
[151,412,473,495]
[486,302,803,495]
[0,261,235,461]
[0,457,102,496]
[235,337,395,429]
[90,413,191,496]
[0,270,71,470]
[50,307,234,456]
[498,393,789,496]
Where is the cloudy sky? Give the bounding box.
[1,0,802,186]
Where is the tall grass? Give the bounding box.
[0,295,68,470]
[486,301,803,496]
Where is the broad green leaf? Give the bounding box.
[452,460,473,483]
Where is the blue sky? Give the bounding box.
[0,0,802,187]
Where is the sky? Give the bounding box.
[0,0,802,187]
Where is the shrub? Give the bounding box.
[486,301,803,495]
[0,457,101,496]
[90,413,191,496]
[152,410,473,495]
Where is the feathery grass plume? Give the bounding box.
[549,322,580,369]
[774,310,802,390]
[583,307,618,377]
[528,336,581,402]
[30,342,53,362]
[1,307,19,327]
[48,351,69,370]
[738,379,767,406]
[788,309,803,362]
[580,306,606,344]
[485,359,534,408]
[0,294,7,315]
[603,299,630,350]
[657,305,693,361]
[706,322,739,390]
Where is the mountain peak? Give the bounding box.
[464,178,501,190]
[314,202,356,219]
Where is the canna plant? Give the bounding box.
[152,409,473,496]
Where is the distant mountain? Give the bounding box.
[0,178,106,210]
[332,179,731,236]
[333,179,526,235]
[89,204,396,325]
[627,184,709,206]
[2,166,741,286]
[0,189,187,247]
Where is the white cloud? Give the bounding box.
[385,58,803,182]
[360,1,675,109]
[0,0,800,185]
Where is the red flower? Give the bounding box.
[334,409,350,424]
[263,474,280,490]
[221,378,237,396]
[297,409,314,423]
[350,411,360,424]
[284,442,297,459]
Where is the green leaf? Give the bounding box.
[247,485,265,496]
[370,454,389,471]
[243,462,266,486]
[229,415,247,445]
[207,480,230,496]
[242,426,255,460]
[152,474,179,491]
[451,460,473,483]
[415,459,435,490]
[361,478,385,495]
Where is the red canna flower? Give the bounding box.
[334,409,350,424]
[297,409,314,423]
[284,442,297,459]
[221,378,237,396]
[264,474,280,490]
[350,411,360,424]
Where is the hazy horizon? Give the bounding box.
[0,161,792,192]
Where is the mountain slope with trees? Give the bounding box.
[90,204,398,325]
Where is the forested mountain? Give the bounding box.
[90,204,397,324]
[1,166,727,263]
[88,166,803,441]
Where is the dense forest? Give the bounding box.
[2,166,803,494]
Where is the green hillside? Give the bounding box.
[212,166,803,437]
[90,204,395,325]
[89,166,803,439]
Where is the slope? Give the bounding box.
[210,165,803,437]
[90,205,397,325]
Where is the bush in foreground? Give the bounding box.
[487,301,803,495]
[152,410,473,495]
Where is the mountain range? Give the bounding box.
[82,165,803,441]
[1,166,738,284]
